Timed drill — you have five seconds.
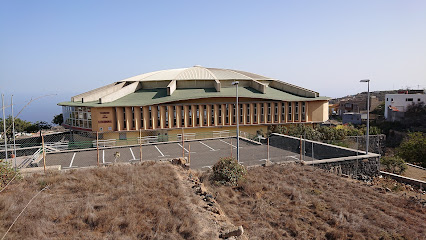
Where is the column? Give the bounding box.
[176,105,182,128]
[184,105,189,128]
[125,107,132,130]
[160,106,166,129]
[214,104,219,126]
[199,105,204,127]
[116,107,124,131]
[277,102,282,123]
[143,106,149,129]
[206,105,212,127]
[250,103,254,124]
[152,106,157,129]
[134,107,141,130]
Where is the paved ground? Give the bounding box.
[44,137,315,170]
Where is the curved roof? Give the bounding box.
[121,65,274,82]
[61,66,327,107]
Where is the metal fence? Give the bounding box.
[1,129,379,172]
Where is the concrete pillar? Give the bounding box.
[160,106,166,129]
[125,107,132,130]
[134,107,141,130]
[199,105,204,127]
[184,105,189,128]
[220,104,226,126]
[250,103,254,124]
[168,106,174,128]
[143,106,149,129]
[213,104,218,126]
[206,105,212,127]
[242,103,247,125]
[176,105,181,128]
[229,104,233,125]
[277,102,282,123]
[116,107,124,131]
[191,105,196,127]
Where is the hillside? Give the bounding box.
[1,162,425,239]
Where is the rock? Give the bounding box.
[220,226,244,238]
[171,158,186,165]
[262,160,274,167]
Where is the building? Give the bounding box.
[342,112,362,125]
[58,66,329,138]
[337,95,380,116]
[385,90,426,121]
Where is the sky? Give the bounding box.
[1,0,425,122]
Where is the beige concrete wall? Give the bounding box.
[91,107,116,132]
[308,100,329,122]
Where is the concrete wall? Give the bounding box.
[306,156,380,179]
[308,100,328,122]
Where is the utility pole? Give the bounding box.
[2,94,8,163]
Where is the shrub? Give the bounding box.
[380,156,407,175]
[397,132,426,168]
[0,159,19,189]
[211,157,247,186]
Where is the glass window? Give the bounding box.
[254,104,257,123]
[281,103,285,123]
[260,104,264,123]
[211,105,215,125]
[288,102,292,121]
[301,102,306,121]
[246,104,250,123]
[274,103,278,123]
[295,102,299,121]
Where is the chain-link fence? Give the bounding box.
[1,129,382,171]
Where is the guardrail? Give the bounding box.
[380,171,425,190]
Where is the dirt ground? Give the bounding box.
[1,161,425,239]
[402,165,426,181]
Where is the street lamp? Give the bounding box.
[360,79,370,154]
[232,81,240,163]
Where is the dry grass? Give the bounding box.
[0,162,199,240]
[203,164,426,240]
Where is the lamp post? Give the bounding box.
[360,79,370,154]
[232,81,240,163]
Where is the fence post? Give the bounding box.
[188,144,191,165]
[96,131,99,167]
[299,135,302,161]
[311,141,314,166]
[139,129,142,162]
[42,134,46,173]
[267,137,270,161]
[182,128,185,158]
[230,137,233,158]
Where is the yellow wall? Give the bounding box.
[308,100,329,122]
[91,107,116,132]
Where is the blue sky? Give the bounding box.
[1,0,425,122]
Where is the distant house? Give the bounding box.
[337,96,380,116]
[342,112,362,125]
[385,90,426,122]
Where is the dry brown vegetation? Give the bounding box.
[203,164,426,240]
[1,161,425,240]
[0,162,206,240]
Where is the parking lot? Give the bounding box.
[45,137,314,170]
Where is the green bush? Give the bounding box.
[1,159,19,189]
[380,156,407,175]
[397,132,426,168]
[211,157,247,186]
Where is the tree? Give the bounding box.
[404,102,426,128]
[25,121,52,133]
[52,113,63,125]
[0,116,32,135]
[397,132,426,168]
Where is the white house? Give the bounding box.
[385,91,426,121]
